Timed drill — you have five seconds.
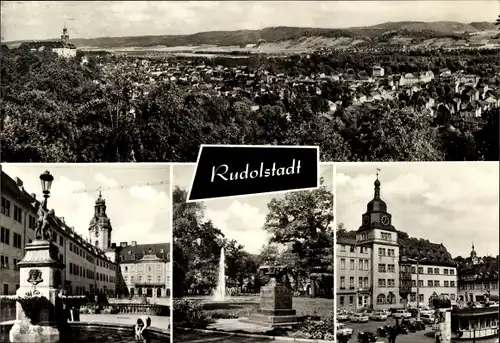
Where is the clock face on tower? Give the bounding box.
[363,215,369,225]
[381,215,390,226]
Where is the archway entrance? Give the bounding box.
[156,288,162,297]
[146,288,153,297]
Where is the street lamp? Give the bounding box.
[39,171,54,210]
[406,256,428,322]
[470,303,476,343]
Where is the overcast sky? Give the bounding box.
[1,1,497,42]
[174,163,333,255]
[336,162,499,259]
[1,164,171,244]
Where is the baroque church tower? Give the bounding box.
[88,192,112,251]
[356,173,400,309]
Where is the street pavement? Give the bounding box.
[78,313,170,332]
[174,329,274,343]
[340,318,499,343]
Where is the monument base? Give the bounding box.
[242,309,298,328]
[9,321,60,343]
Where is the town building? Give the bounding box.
[116,242,171,298]
[457,245,499,303]
[1,170,116,296]
[1,170,170,299]
[336,176,458,311]
[18,26,76,58]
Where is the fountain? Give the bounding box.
[213,247,226,302]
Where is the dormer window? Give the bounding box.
[131,254,135,260]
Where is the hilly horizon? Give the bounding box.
[4,20,497,49]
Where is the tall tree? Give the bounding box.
[263,178,334,294]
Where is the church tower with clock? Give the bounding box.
[88,192,113,252]
[356,174,400,310]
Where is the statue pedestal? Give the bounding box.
[10,240,66,343]
[244,284,298,328]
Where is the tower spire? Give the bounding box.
[374,168,381,198]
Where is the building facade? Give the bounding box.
[18,27,76,58]
[1,170,171,300]
[457,246,499,303]
[117,242,171,298]
[1,171,117,296]
[337,176,459,311]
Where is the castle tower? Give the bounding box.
[88,192,112,251]
[356,171,400,310]
[61,25,69,43]
[470,243,478,265]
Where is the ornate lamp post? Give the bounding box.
[406,256,428,322]
[35,171,55,241]
[40,171,54,210]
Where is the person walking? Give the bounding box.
[388,326,398,343]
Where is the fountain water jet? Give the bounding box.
[212,247,226,302]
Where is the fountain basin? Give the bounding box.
[0,322,170,343]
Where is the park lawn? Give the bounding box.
[202,296,333,319]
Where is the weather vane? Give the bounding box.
[376,168,381,179]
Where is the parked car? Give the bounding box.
[420,313,435,325]
[393,310,412,319]
[337,312,350,321]
[336,323,353,338]
[351,313,370,323]
[370,311,389,321]
[381,309,392,317]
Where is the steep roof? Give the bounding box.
[120,243,170,263]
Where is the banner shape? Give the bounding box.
[188,145,319,201]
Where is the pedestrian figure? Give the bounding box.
[388,326,398,343]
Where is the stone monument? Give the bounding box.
[9,208,68,343]
[244,265,298,328]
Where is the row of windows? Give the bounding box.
[339,245,369,254]
[376,293,398,304]
[378,263,396,273]
[123,264,163,273]
[69,262,115,283]
[339,258,369,271]
[381,233,392,241]
[1,227,24,249]
[412,280,457,287]
[460,283,499,290]
[410,266,455,275]
[339,276,369,289]
[378,279,396,287]
[1,197,23,224]
[70,241,115,271]
[1,256,21,270]
[379,248,396,257]
[124,275,163,283]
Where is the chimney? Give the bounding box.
[111,243,116,249]
[131,241,137,247]
[60,217,65,223]
[15,177,23,187]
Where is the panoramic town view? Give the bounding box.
[0,164,171,342]
[172,164,334,342]
[335,163,499,343]
[1,1,499,162]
